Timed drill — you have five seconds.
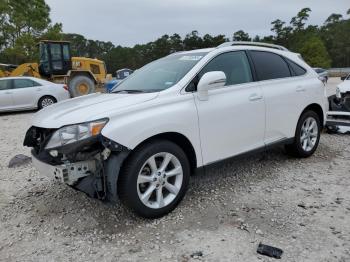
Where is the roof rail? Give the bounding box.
[217,41,289,51]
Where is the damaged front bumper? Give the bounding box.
[25,126,130,202]
[31,153,98,186]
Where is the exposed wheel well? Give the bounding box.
[302,104,324,127]
[131,132,197,174]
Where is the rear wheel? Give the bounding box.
[285,111,321,158]
[38,96,56,109]
[68,75,95,97]
[118,140,190,218]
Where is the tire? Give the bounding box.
[68,75,95,97]
[285,111,321,158]
[118,140,190,218]
[38,96,56,109]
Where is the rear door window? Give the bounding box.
[13,79,36,89]
[250,51,291,81]
[0,79,11,90]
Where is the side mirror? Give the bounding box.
[318,76,327,84]
[197,71,226,101]
[341,76,346,81]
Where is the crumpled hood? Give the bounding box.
[338,80,350,93]
[32,92,158,128]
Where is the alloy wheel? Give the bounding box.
[300,117,318,152]
[41,98,54,108]
[137,152,183,209]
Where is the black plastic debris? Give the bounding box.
[297,203,307,209]
[257,243,283,259]
[190,251,203,258]
[8,154,32,168]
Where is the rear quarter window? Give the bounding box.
[287,59,307,76]
[250,51,291,81]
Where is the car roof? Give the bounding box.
[1,76,38,80]
[0,76,54,85]
[171,44,296,57]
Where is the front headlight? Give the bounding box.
[336,87,341,99]
[45,119,108,149]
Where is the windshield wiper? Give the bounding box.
[112,89,146,94]
[112,89,162,94]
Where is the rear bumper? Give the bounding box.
[56,90,71,102]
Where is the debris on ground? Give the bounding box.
[190,251,203,259]
[257,243,283,259]
[8,154,32,168]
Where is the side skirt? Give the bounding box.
[194,137,294,175]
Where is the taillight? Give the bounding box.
[63,85,69,91]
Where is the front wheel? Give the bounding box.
[285,111,321,158]
[117,140,190,218]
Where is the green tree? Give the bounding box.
[169,33,183,52]
[0,0,61,64]
[299,36,331,67]
[271,19,292,47]
[325,14,343,24]
[321,11,350,67]
[183,31,203,50]
[233,30,251,41]
[290,8,311,31]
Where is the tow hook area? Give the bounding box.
[53,160,97,186]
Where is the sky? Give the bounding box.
[45,0,349,47]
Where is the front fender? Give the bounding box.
[100,93,203,167]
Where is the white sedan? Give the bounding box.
[0,77,70,112]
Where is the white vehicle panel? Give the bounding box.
[100,92,204,167]
[262,76,310,142]
[338,80,350,94]
[195,82,265,164]
[11,86,39,108]
[32,92,158,128]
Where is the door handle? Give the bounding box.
[37,88,42,91]
[296,86,306,92]
[249,93,263,101]
[5,91,12,94]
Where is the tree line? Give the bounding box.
[0,0,349,74]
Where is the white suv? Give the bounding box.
[24,42,328,218]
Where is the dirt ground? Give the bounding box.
[0,78,349,262]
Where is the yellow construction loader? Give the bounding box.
[0,40,112,97]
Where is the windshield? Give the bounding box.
[112,52,208,93]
